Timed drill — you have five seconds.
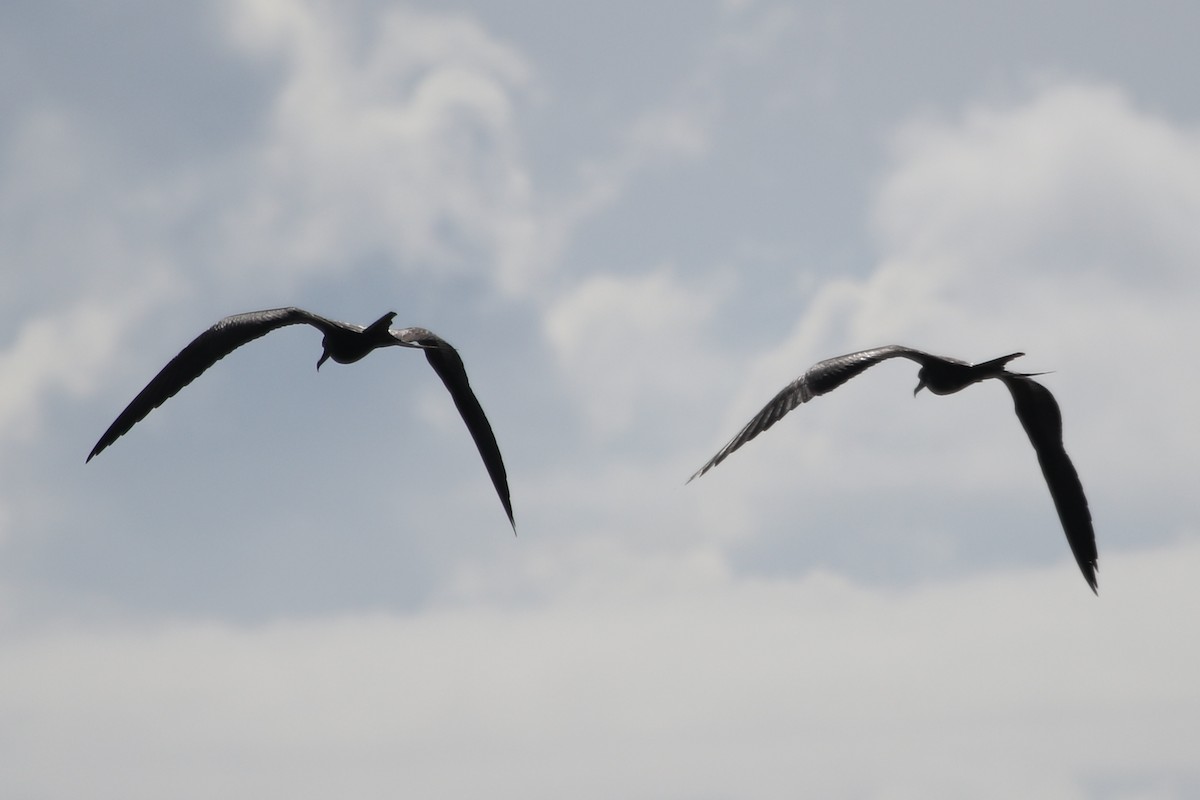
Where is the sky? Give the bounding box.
[1,1,1199,797]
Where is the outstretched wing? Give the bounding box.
[689,345,927,481]
[87,307,332,461]
[1001,377,1098,593]
[395,328,515,530]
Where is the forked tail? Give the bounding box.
[363,311,397,337]
[977,351,1049,379]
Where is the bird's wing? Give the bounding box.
[1001,376,1098,593]
[87,307,331,461]
[689,346,925,481]
[395,328,515,530]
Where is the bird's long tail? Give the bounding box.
[363,312,397,338]
[977,352,1050,379]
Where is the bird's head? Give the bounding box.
[913,371,927,396]
[317,340,331,371]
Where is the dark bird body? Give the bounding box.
[690,345,1097,592]
[88,307,514,530]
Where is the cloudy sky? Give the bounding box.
[2,1,1199,797]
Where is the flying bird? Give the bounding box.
[87,307,514,530]
[689,346,1097,592]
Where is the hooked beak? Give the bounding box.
[912,380,926,397]
[317,350,330,371]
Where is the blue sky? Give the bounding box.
[2,1,1199,797]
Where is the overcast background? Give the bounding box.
[2,1,1199,797]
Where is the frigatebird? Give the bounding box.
[87,307,514,530]
[689,346,1097,592]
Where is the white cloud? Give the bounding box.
[0,0,549,447]
[5,4,547,439]
[0,106,191,464]
[866,84,1200,503]
[529,83,1200,585]
[875,83,1200,291]
[2,3,1199,797]
[704,83,1200,521]
[0,285,179,446]
[1,537,1196,799]
[215,0,543,293]
[544,267,729,439]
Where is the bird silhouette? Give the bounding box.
[87,307,514,530]
[690,346,1097,592]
